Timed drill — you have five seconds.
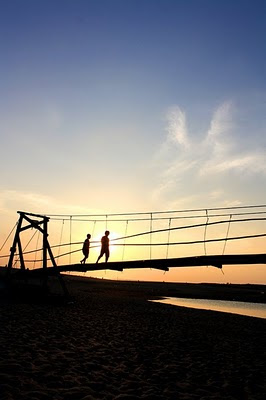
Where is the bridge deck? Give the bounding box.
[52,253,266,274]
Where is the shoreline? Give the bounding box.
[63,274,266,304]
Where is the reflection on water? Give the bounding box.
[152,297,266,319]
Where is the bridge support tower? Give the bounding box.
[7,211,69,298]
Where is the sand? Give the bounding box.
[0,275,265,400]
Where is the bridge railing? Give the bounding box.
[1,205,266,270]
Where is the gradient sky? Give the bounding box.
[1,0,266,283]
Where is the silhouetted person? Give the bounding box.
[81,234,91,264]
[96,230,110,263]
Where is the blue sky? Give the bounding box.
[0,0,266,282]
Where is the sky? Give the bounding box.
[0,0,266,284]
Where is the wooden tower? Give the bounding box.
[7,211,69,298]
[8,211,57,271]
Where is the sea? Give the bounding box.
[152,297,266,319]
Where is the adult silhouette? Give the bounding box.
[96,231,110,263]
[80,233,91,264]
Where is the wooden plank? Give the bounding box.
[54,253,266,273]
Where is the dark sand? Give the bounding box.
[1,275,265,400]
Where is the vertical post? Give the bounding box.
[17,237,25,270]
[122,220,128,261]
[8,213,24,270]
[43,217,48,269]
[150,213,153,260]
[204,209,209,256]
[69,216,72,265]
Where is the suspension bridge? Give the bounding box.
[1,205,266,277]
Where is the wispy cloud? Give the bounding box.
[204,100,234,157]
[207,101,234,140]
[200,153,266,176]
[165,106,189,148]
[152,99,266,208]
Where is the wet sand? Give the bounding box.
[1,275,266,399]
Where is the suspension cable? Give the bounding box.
[222,214,232,256]
[48,210,266,222]
[109,217,266,244]
[23,230,38,251]
[46,203,266,218]
[0,222,18,252]
[204,209,209,256]
[109,233,266,247]
[1,216,266,259]
[122,220,128,261]
[166,218,171,259]
[22,232,266,263]
[34,230,40,269]
[13,229,38,267]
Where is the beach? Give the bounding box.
[1,275,266,400]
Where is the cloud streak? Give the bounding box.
[165,106,189,148]
[152,99,266,208]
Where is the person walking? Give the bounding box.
[96,230,110,263]
[80,233,91,264]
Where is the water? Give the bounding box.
[152,297,266,319]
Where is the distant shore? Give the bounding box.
[63,274,266,304]
[1,266,266,304]
[1,273,266,399]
